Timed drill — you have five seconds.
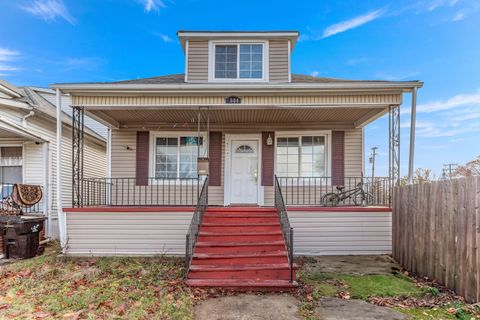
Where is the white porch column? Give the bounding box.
[106,127,112,205]
[56,89,66,249]
[407,87,418,185]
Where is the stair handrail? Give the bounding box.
[274,175,294,283]
[185,176,209,276]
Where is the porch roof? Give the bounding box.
[85,106,388,130]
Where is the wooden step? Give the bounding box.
[203,216,279,224]
[206,207,276,213]
[192,251,288,265]
[198,232,283,242]
[201,223,281,233]
[204,213,277,218]
[188,263,296,280]
[192,252,288,264]
[186,279,298,291]
[195,241,286,254]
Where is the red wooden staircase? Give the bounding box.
[186,207,298,290]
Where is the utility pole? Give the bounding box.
[442,163,458,179]
[369,147,378,181]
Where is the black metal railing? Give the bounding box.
[77,177,203,207]
[274,175,294,283]
[0,183,43,214]
[276,176,391,207]
[185,177,209,275]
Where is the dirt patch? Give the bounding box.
[300,255,400,275]
[194,294,300,320]
[316,297,410,320]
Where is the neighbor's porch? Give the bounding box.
[0,119,48,216]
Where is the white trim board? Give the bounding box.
[224,133,264,206]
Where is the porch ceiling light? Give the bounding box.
[266,134,273,146]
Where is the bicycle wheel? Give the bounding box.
[322,193,339,207]
[354,192,373,206]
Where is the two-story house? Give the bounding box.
[52,30,422,289]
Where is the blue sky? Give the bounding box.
[1,0,479,177]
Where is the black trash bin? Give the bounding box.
[0,215,46,259]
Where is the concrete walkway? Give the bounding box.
[194,294,410,320]
[195,294,300,320]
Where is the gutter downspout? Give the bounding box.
[21,110,35,127]
[407,87,418,184]
[56,89,66,250]
[42,142,51,237]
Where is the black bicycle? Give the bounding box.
[321,181,373,207]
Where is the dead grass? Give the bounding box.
[0,242,194,319]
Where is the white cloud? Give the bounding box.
[402,120,480,137]
[417,91,480,113]
[375,71,420,81]
[21,0,75,24]
[452,11,466,21]
[154,33,173,43]
[311,71,320,77]
[322,9,385,38]
[428,0,459,11]
[0,48,20,62]
[142,0,166,12]
[0,64,19,72]
[0,47,20,73]
[62,57,103,71]
[347,57,370,66]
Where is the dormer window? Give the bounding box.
[209,41,267,81]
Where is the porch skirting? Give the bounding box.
[63,208,392,256]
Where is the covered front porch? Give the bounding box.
[66,101,402,210]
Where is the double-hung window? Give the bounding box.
[214,43,264,80]
[0,146,23,184]
[276,135,327,177]
[153,135,205,179]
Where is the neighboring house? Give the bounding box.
[0,80,107,257]
[52,31,422,288]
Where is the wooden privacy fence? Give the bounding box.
[393,176,480,303]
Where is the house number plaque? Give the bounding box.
[225,96,242,104]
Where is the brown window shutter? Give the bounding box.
[209,132,222,186]
[262,132,275,186]
[136,131,149,186]
[331,131,345,186]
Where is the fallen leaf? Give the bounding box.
[338,291,351,300]
[447,307,456,314]
[0,304,10,310]
[117,303,126,316]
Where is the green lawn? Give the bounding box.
[299,270,480,320]
[0,244,194,319]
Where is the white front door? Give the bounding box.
[230,140,259,204]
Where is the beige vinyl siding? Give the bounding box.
[66,211,193,255]
[187,41,209,82]
[72,94,402,107]
[111,129,136,177]
[288,211,392,255]
[269,40,289,82]
[23,142,44,185]
[344,129,363,177]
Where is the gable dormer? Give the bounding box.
[177,31,299,83]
